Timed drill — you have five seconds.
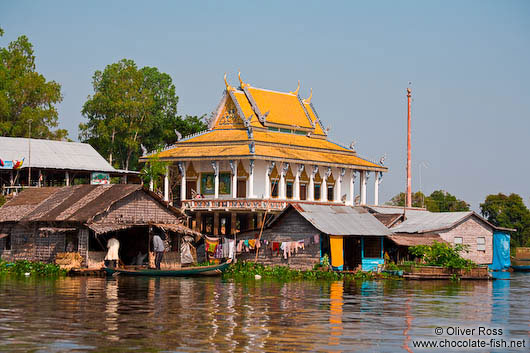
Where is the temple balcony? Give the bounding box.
[181,198,288,211]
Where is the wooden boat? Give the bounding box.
[511,248,530,272]
[511,259,530,272]
[104,259,232,277]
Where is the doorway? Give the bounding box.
[186,180,197,199]
[237,179,246,198]
[344,237,362,270]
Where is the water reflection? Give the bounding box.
[0,274,528,352]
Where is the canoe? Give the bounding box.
[104,259,232,277]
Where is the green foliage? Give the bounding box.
[0,260,66,276]
[0,30,67,139]
[0,194,5,207]
[80,59,206,170]
[140,152,168,193]
[223,261,395,282]
[409,241,475,270]
[425,190,470,212]
[480,193,530,247]
[387,190,469,212]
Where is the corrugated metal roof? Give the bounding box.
[0,137,116,172]
[388,233,447,246]
[390,211,473,233]
[294,203,391,236]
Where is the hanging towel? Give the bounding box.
[248,239,256,249]
[237,240,244,252]
[330,235,344,269]
[222,238,230,258]
[228,239,236,259]
[272,242,280,256]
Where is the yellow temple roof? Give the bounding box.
[144,74,387,172]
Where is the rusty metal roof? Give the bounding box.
[388,233,447,246]
[291,203,391,236]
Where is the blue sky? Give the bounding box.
[2,0,529,210]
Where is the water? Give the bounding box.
[0,273,528,352]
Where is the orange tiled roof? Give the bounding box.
[145,76,387,171]
[156,129,384,170]
[245,87,313,129]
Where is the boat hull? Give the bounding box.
[511,259,530,272]
[104,260,231,277]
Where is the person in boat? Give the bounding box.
[105,237,120,269]
[152,232,165,270]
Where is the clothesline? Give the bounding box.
[203,234,320,260]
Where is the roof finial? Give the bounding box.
[238,71,249,89]
[303,88,313,104]
[224,73,233,91]
[289,80,300,95]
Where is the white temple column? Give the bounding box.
[213,161,219,199]
[336,168,345,203]
[179,162,186,201]
[309,166,317,201]
[323,167,331,202]
[347,170,355,206]
[279,163,288,200]
[65,171,70,186]
[264,161,275,199]
[294,164,302,201]
[164,165,169,202]
[230,160,237,198]
[149,179,154,192]
[248,160,255,198]
[374,172,381,206]
[360,170,367,205]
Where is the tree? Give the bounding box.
[80,59,206,170]
[480,193,530,247]
[0,28,67,139]
[386,190,470,212]
[386,191,426,208]
[425,190,470,212]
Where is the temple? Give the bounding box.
[140,73,387,236]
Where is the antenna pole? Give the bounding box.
[406,88,412,208]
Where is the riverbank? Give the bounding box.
[0,260,66,277]
[222,261,400,281]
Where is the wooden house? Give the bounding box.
[0,185,201,269]
[237,203,391,271]
[366,206,514,265]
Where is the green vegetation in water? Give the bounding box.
[409,241,476,270]
[0,260,67,277]
[222,261,399,281]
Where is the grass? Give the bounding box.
[0,260,67,277]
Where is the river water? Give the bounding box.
[0,272,528,352]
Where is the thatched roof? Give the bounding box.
[0,185,183,224]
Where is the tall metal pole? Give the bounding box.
[27,119,32,187]
[406,88,412,208]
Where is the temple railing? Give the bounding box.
[182,198,288,211]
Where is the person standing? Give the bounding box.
[105,237,120,268]
[152,232,165,270]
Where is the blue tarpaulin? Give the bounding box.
[490,231,511,271]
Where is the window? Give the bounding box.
[271,180,279,198]
[314,184,321,200]
[267,127,279,132]
[454,237,463,245]
[286,182,293,199]
[201,173,231,195]
[295,130,306,135]
[280,128,292,133]
[477,237,486,251]
[299,184,307,200]
[327,185,334,201]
